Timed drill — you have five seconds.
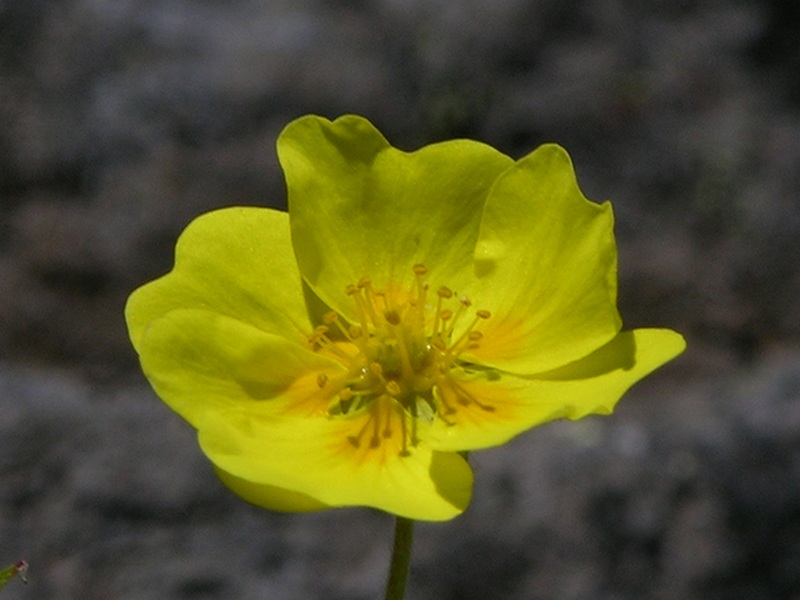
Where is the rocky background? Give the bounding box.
[1,1,799,598]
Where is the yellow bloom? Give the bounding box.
[126,115,685,521]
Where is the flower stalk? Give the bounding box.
[385,517,414,600]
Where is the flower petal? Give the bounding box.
[470,144,621,374]
[429,328,686,451]
[136,308,342,428]
[278,114,514,317]
[198,405,474,521]
[126,207,313,350]
[213,468,331,513]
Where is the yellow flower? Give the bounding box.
[126,115,685,521]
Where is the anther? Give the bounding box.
[385,380,402,396]
[437,287,453,299]
[317,373,328,388]
[323,311,339,324]
[369,362,384,377]
[413,264,428,276]
[476,309,491,319]
[384,309,401,326]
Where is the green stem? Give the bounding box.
[384,516,414,600]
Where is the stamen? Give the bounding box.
[313,265,496,456]
[443,297,471,339]
[433,385,457,417]
[399,410,411,457]
[432,286,452,339]
[309,325,352,360]
[384,308,401,326]
[373,289,388,312]
[347,414,373,448]
[407,401,421,446]
[467,331,483,350]
[323,310,357,343]
[448,316,485,357]
[358,277,381,324]
[412,264,428,326]
[385,380,402,396]
[338,387,355,414]
[390,326,415,381]
[451,381,496,412]
[412,263,428,276]
[347,284,371,337]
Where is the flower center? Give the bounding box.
[307,264,493,456]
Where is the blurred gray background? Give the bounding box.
[1,1,799,598]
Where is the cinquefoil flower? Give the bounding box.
[126,115,685,521]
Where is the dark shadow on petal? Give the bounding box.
[429,451,473,513]
[534,331,637,381]
[302,280,339,335]
[473,255,497,279]
[231,343,295,400]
